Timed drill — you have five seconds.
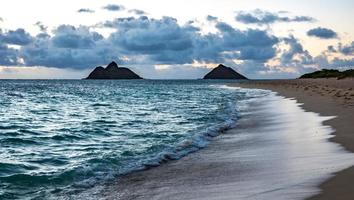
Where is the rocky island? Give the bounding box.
[203,64,248,79]
[86,61,143,79]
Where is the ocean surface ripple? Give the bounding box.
[0,80,262,199]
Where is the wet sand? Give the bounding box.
[231,78,354,200]
[101,86,353,200]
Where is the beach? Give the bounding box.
[2,79,353,199]
[1,0,353,199]
[232,78,354,200]
[101,80,354,200]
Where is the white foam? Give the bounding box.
[102,91,354,200]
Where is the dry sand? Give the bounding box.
[232,78,354,200]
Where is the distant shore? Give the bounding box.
[232,78,354,200]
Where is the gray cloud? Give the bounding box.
[0,28,33,45]
[129,9,146,15]
[339,42,354,55]
[314,55,354,70]
[245,35,354,77]
[20,25,119,69]
[102,4,124,11]
[213,22,279,61]
[281,35,313,65]
[321,59,353,71]
[327,41,354,55]
[277,36,354,75]
[102,16,279,65]
[78,8,95,13]
[0,16,279,72]
[329,58,354,68]
[278,11,289,14]
[51,25,103,49]
[327,45,336,53]
[206,15,218,21]
[105,16,195,64]
[236,9,314,25]
[34,21,48,32]
[0,43,19,65]
[1,15,350,78]
[307,27,337,39]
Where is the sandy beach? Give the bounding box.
[232,78,354,200]
[100,79,354,200]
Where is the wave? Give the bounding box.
[91,103,111,107]
[58,85,246,199]
[0,80,264,199]
[209,84,241,90]
[0,124,22,130]
[0,163,38,177]
[0,137,39,145]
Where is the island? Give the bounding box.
[203,64,248,79]
[86,61,143,79]
[299,69,354,79]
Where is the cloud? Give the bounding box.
[206,15,218,21]
[280,35,313,65]
[327,45,336,53]
[104,16,196,64]
[102,4,124,11]
[129,9,146,15]
[20,25,120,69]
[278,11,289,14]
[327,41,354,55]
[307,27,337,39]
[1,15,350,79]
[258,35,317,77]
[34,21,48,32]
[274,36,354,76]
[313,55,354,70]
[102,16,279,65]
[212,22,279,61]
[339,42,354,55]
[329,58,354,68]
[0,28,33,45]
[235,9,314,25]
[0,15,280,73]
[0,43,19,65]
[78,8,95,13]
[51,25,103,49]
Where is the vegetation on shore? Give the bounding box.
[299,69,354,79]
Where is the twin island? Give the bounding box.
[86,61,248,80]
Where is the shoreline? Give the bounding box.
[100,85,353,200]
[231,78,354,200]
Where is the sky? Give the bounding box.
[0,0,353,79]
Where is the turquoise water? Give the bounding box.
[0,80,258,199]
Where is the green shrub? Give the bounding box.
[299,69,354,79]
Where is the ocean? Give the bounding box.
[1,80,353,200]
[0,80,259,199]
